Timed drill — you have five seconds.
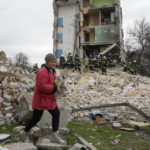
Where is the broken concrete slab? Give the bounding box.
[69,143,87,150]
[0,146,9,150]
[0,120,5,125]
[36,135,67,150]
[13,126,25,133]
[4,106,14,114]
[112,122,121,128]
[3,142,37,150]
[3,94,11,102]
[0,134,11,144]
[75,134,97,150]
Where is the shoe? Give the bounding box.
[20,130,30,143]
[52,131,66,144]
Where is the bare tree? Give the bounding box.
[128,18,150,62]
[126,18,150,76]
[14,52,29,69]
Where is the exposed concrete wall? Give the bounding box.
[56,4,78,57]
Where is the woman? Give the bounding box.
[21,53,65,144]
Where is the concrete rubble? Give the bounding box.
[74,134,97,150]
[0,134,11,144]
[1,51,150,149]
[36,135,67,150]
[69,143,87,150]
[63,68,150,123]
[2,142,37,150]
[0,51,35,125]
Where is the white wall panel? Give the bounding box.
[57,4,78,56]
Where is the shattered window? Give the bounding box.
[101,8,115,25]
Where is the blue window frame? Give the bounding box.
[78,0,80,5]
[56,49,63,57]
[57,33,63,40]
[57,18,63,26]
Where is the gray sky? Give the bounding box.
[0,0,150,66]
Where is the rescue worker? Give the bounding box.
[98,54,103,70]
[131,60,137,75]
[89,54,95,73]
[101,56,107,75]
[73,54,81,73]
[83,56,89,72]
[60,55,66,69]
[117,55,122,64]
[94,54,99,72]
[127,61,132,73]
[33,63,39,73]
[67,52,73,69]
[107,53,113,68]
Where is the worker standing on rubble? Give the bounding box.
[83,56,89,72]
[117,55,122,65]
[21,53,65,144]
[131,60,137,75]
[32,63,39,73]
[74,54,81,73]
[107,52,113,68]
[98,54,103,70]
[67,52,73,69]
[127,61,132,73]
[60,55,66,69]
[94,54,99,72]
[89,54,95,73]
[101,56,107,75]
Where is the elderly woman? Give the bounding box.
[21,53,65,144]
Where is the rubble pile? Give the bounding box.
[64,68,150,122]
[0,51,35,125]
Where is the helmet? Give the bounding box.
[89,54,93,58]
[108,53,112,57]
[95,55,98,59]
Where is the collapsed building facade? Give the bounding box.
[53,0,123,59]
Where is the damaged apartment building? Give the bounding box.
[53,0,123,59]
